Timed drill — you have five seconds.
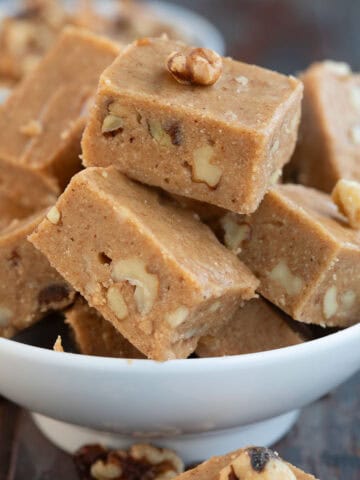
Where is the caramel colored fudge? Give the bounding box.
[0,0,69,83]
[0,27,119,189]
[0,157,57,231]
[196,298,307,357]
[30,167,258,360]
[82,37,303,214]
[230,184,360,327]
[287,61,360,192]
[0,210,75,338]
[0,157,57,209]
[176,447,317,480]
[66,298,144,359]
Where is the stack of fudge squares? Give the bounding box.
[1,26,360,361]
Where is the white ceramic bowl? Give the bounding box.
[0,323,359,463]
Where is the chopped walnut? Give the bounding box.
[102,114,124,135]
[19,119,43,137]
[46,206,61,225]
[192,145,222,188]
[221,213,251,254]
[332,179,360,229]
[53,335,64,352]
[111,258,159,315]
[323,285,338,320]
[74,443,184,480]
[166,48,222,86]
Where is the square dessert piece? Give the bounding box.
[0,157,58,230]
[0,27,119,189]
[287,61,360,192]
[82,37,303,214]
[0,210,75,338]
[175,447,317,480]
[225,184,360,327]
[66,298,144,359]
[0,157,58,209]
[196,298,307,357]
[29,167,258,360]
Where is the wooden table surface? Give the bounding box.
[1,1,360,478]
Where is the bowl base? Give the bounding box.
[32,410,299,464]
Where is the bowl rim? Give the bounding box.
[0,322,359,373]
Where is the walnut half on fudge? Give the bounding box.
[82,37,303,214]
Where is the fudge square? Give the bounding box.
[82,37,303,214]
[0,27,119,190]
[287,61,360,192]
[174,447,317,480]
[30,167,258,360]
[196,297,307,357]
[0,157,58,211]
[0,210,75,338]
[66,297,145,359]
[231,184,360,327]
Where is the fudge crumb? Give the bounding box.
[53,335,64,352]
[19,119,43,137]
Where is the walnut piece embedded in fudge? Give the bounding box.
[29,167,258,360]
[0,210,75,338]
[223,184,360,327]
[82,37,302,214]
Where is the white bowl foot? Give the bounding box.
[32,410,299,464]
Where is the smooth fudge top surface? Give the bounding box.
[0,27,119,163]
[100,37,302,131]
[271,184,360,247]
[60,167,258,290]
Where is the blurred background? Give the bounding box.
[169,0,360,73]
[1,0,360,89]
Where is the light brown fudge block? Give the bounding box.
[175,447,317,480]
[66,297,144,359]
[0,0,69,84]
[196,298,307,357]
[226,184,360,327]
[0,210,75,338]
[29,167,258,360]
[0,27,119,189]
[0,157,58,208]
[82,37,303,214]
[287,61,360,192]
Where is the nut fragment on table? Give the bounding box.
[331,179,360,229]
[74,443,184,480]
[166,47,223,86]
